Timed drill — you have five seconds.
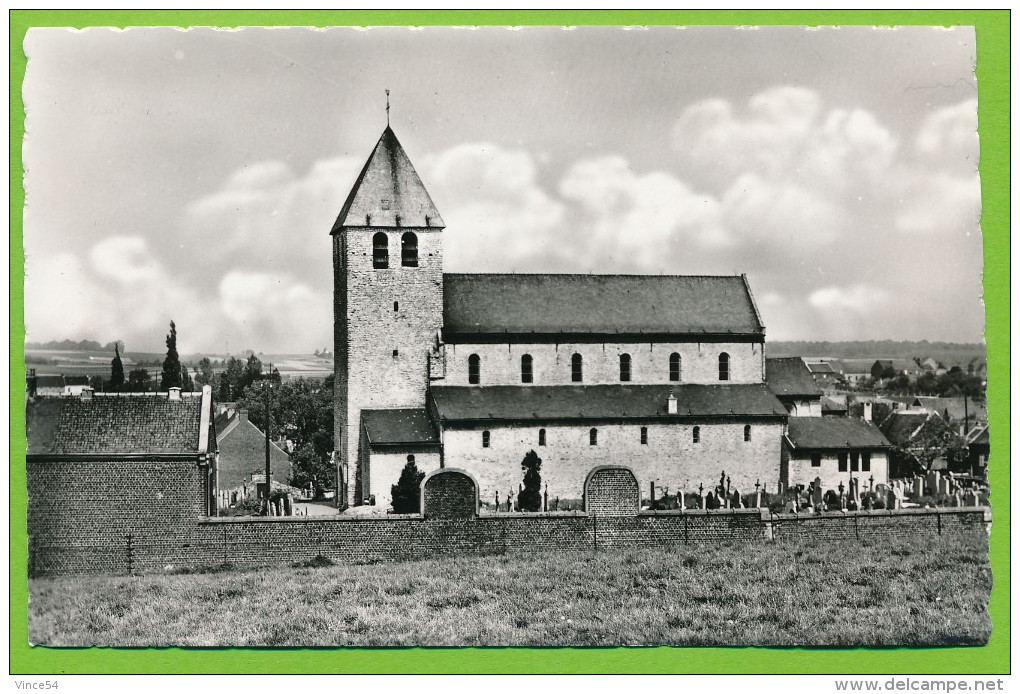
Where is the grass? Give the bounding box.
[27,534,991,647]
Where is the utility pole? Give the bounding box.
[257,363,276,515]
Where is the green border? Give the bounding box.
[9,9,1009,675]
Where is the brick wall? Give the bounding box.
[26,458,990,577]
[585,466,639,517]
[444,340,764,387]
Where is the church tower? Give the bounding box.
[331,126,445,507]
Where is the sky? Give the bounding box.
[22,25,984,354]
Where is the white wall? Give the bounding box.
[787,450,888,492]
[365,450,442,508]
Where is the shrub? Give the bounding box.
[519,450,543,512]
[391,458,426,513]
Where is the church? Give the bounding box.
[331,125,884,510]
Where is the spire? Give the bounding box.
[331,126,444,233]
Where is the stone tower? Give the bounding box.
[331,126,445,507]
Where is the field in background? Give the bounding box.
[28,534,990,647]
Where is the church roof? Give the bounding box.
[429,384,787,424]
[362,408,440,447]
[786,417,891,451]
[766,357,823,398]
[331,126,444,232]
[442,274,764,340]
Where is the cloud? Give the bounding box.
[218,271,331,353]
[915,98,979,174]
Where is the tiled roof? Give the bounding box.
[911,397,987,422]
[362,408,439,446]
[821,396,848,413]
[766,357,823,397]
[331,126,444,231]
[878,410,946,447]
[786,417,891,450]
[429,384,788,423]
[27,394,210,456]
[442,274,764,338]
[806,362,836,375]
[966,423,989,446]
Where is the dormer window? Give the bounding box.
[373,232,389,269]
[401,232,418,267]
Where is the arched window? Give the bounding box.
[571,353,583,382]
[521,354,533,383]
[640,426,648,445]
[619,353,631,382]
[401,232,418,267]
[744,424,751,442]
[482,430,490,448]
[468,354,480,384]
[372,232,389,269]
[538,428,546,446]
[718,352,730,381]
[669,353,681,382]
[589,428,598,446]
[692,426,700,444]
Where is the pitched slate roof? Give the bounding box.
[806,362,837,375]
[442,274,764,338]
[878,410,946,447]
[331,126,444,232]
[362,408,440,446]
[966,423,989,447]
[821,396,848,414]
[911,397,987,422]
[766,357,823,397]
[26,393,210,456]
[786,417,891,450]
[429,384,787,423]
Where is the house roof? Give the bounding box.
[63,375,91,386]
[362,408,439,446]
[214,410,289,457]
[878,410,946,447]
[966,423,989,446]
[33,375,65,388]
[442,274,764,339]
[26,391,212,456]
[429,384,788,423]
[786,417,891,451]
[821,396,848,414]
[910,397,987,422]
[806,362,837,375]
[766,357,823,397]
[331,126,444,232]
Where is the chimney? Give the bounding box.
[238,409,248,423]
[168,387,182,401]
[80,387,94,401]
[667,390,678,415]
[863,401,873,422]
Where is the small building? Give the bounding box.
[215,408,293,496]
[805,361,842,390]
[965,423,989,479]
[358,408,441,507]
[878,408,954,477]
[766,357,823,416]
[782,416,891,492]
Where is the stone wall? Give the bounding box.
[444,340,764,387]
[442,420,784,503]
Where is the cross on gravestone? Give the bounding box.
[869,475,875,491]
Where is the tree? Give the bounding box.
[126,368,153,392]
[391,457,426,513]
[181,365,195,392]
[109,343,125,392]
[159,321,183,391]
[289,444,335,499]
[519,449,543,512]
[194,357,215,388]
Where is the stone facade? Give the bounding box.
[441,420,784,503]
[443,340,764,387]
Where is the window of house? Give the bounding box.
[393,301,399,312]
[372,232,389,269]
[811,453,821,467]
[850,452,859,472]
[482,430,490,448]
[692,426,700,444]
[669,353,681,382]
[589,428,598,446]
[468,354,480,384]
[838,452,848,472]
[538,428,546,446]
[719,352,730,381]
[401,232,418,267]
[640,426,648,445]
[619,353,632,382]
[571,353,583,382]
[744,425,751,442]
[392,349,399,358]
[521,354,534,383]
[862,452,871,472]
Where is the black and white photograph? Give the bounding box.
[22,24,991,648]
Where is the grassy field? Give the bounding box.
[27,534,991,647]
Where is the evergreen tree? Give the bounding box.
[519,449,543,512]
[391,457,426,513]
[159,321,183,390]
[109,343,125,392]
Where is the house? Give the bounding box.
[26,386,218,573]
[909,396,987,429]
[214,408,292,499]
[25,370,92,396]
[782,416,891,492]
[766,357,823,416]
[836,359,874,386]
[805,361,842,390]
[878,408,956,477]
[964,423,989,479]
[332,125,789,509]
